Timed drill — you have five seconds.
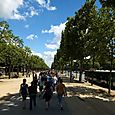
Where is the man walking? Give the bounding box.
[28,81,37,110]
[20,79,28,109]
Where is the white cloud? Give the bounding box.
[31,50,57,67]
[43,51,57,67]
[36,0,56,11]
[41,22,66,66]
[26,34,38,40]
[0,0,55,20]
[0,0,39,20]
[42,22,66,49]
[45,43,58,49]
[29,7,39,17]
[42,30,49,33]
[32,50,43,58]
[25,24,29,28]
[30,10,38,17]
[44,51,57,58]
[0,0,25,20]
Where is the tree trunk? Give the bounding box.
[5,66,7,75]
[8,65,11,79]
[32,71,35,80]
[61,64,64,74]
[70,60,73,82]
[79,60,83,82]
[108,40,113,94]
[91,55,95,85]
[108,70,112,94]
[22,66,24,76]
[17,66,19,77]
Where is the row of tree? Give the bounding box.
[52,0,115,82]
[0,21,49,79]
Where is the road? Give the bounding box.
[0,75,115,115]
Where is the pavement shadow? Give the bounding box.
[67,86,111,101]
[0,93,24,114]
[61,75,115,102]
[64,95,115,115]
[0,90,115,115]
[0,92,71,115]
[0,75,115,115]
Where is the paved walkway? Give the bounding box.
[0,75,115,115]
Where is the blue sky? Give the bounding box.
[0,0,100,67]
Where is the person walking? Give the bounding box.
[56,79,67,110]
[33,76,38,92]
[28,81,37,111]
[20,79,28,109]
[43,81,53,110]
[53,74,58,91]
[38,77,44,97]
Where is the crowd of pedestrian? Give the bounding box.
[19,70,67,111]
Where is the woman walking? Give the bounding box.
[43,81,53,110]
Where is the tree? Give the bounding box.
[0,21,49,78]
[99,0,115,7]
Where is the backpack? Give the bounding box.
[57,83,65,95]
[20,84,28,95]
[44,86,53,97]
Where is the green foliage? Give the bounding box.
[53,0,115,71]
[99,0,115,7]
[0,21,49,74]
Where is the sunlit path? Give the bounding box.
[0,1,115,114]
[0,75,115,115]
[0,77,33,99]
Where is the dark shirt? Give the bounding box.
[20,83,28,95]
[28,85,37,96]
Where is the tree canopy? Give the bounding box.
[0,21,49,78]
[52,0,115,81]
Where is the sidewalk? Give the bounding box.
[62,74,115,101]
[0,75,115,115]
[0,77,32,99]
